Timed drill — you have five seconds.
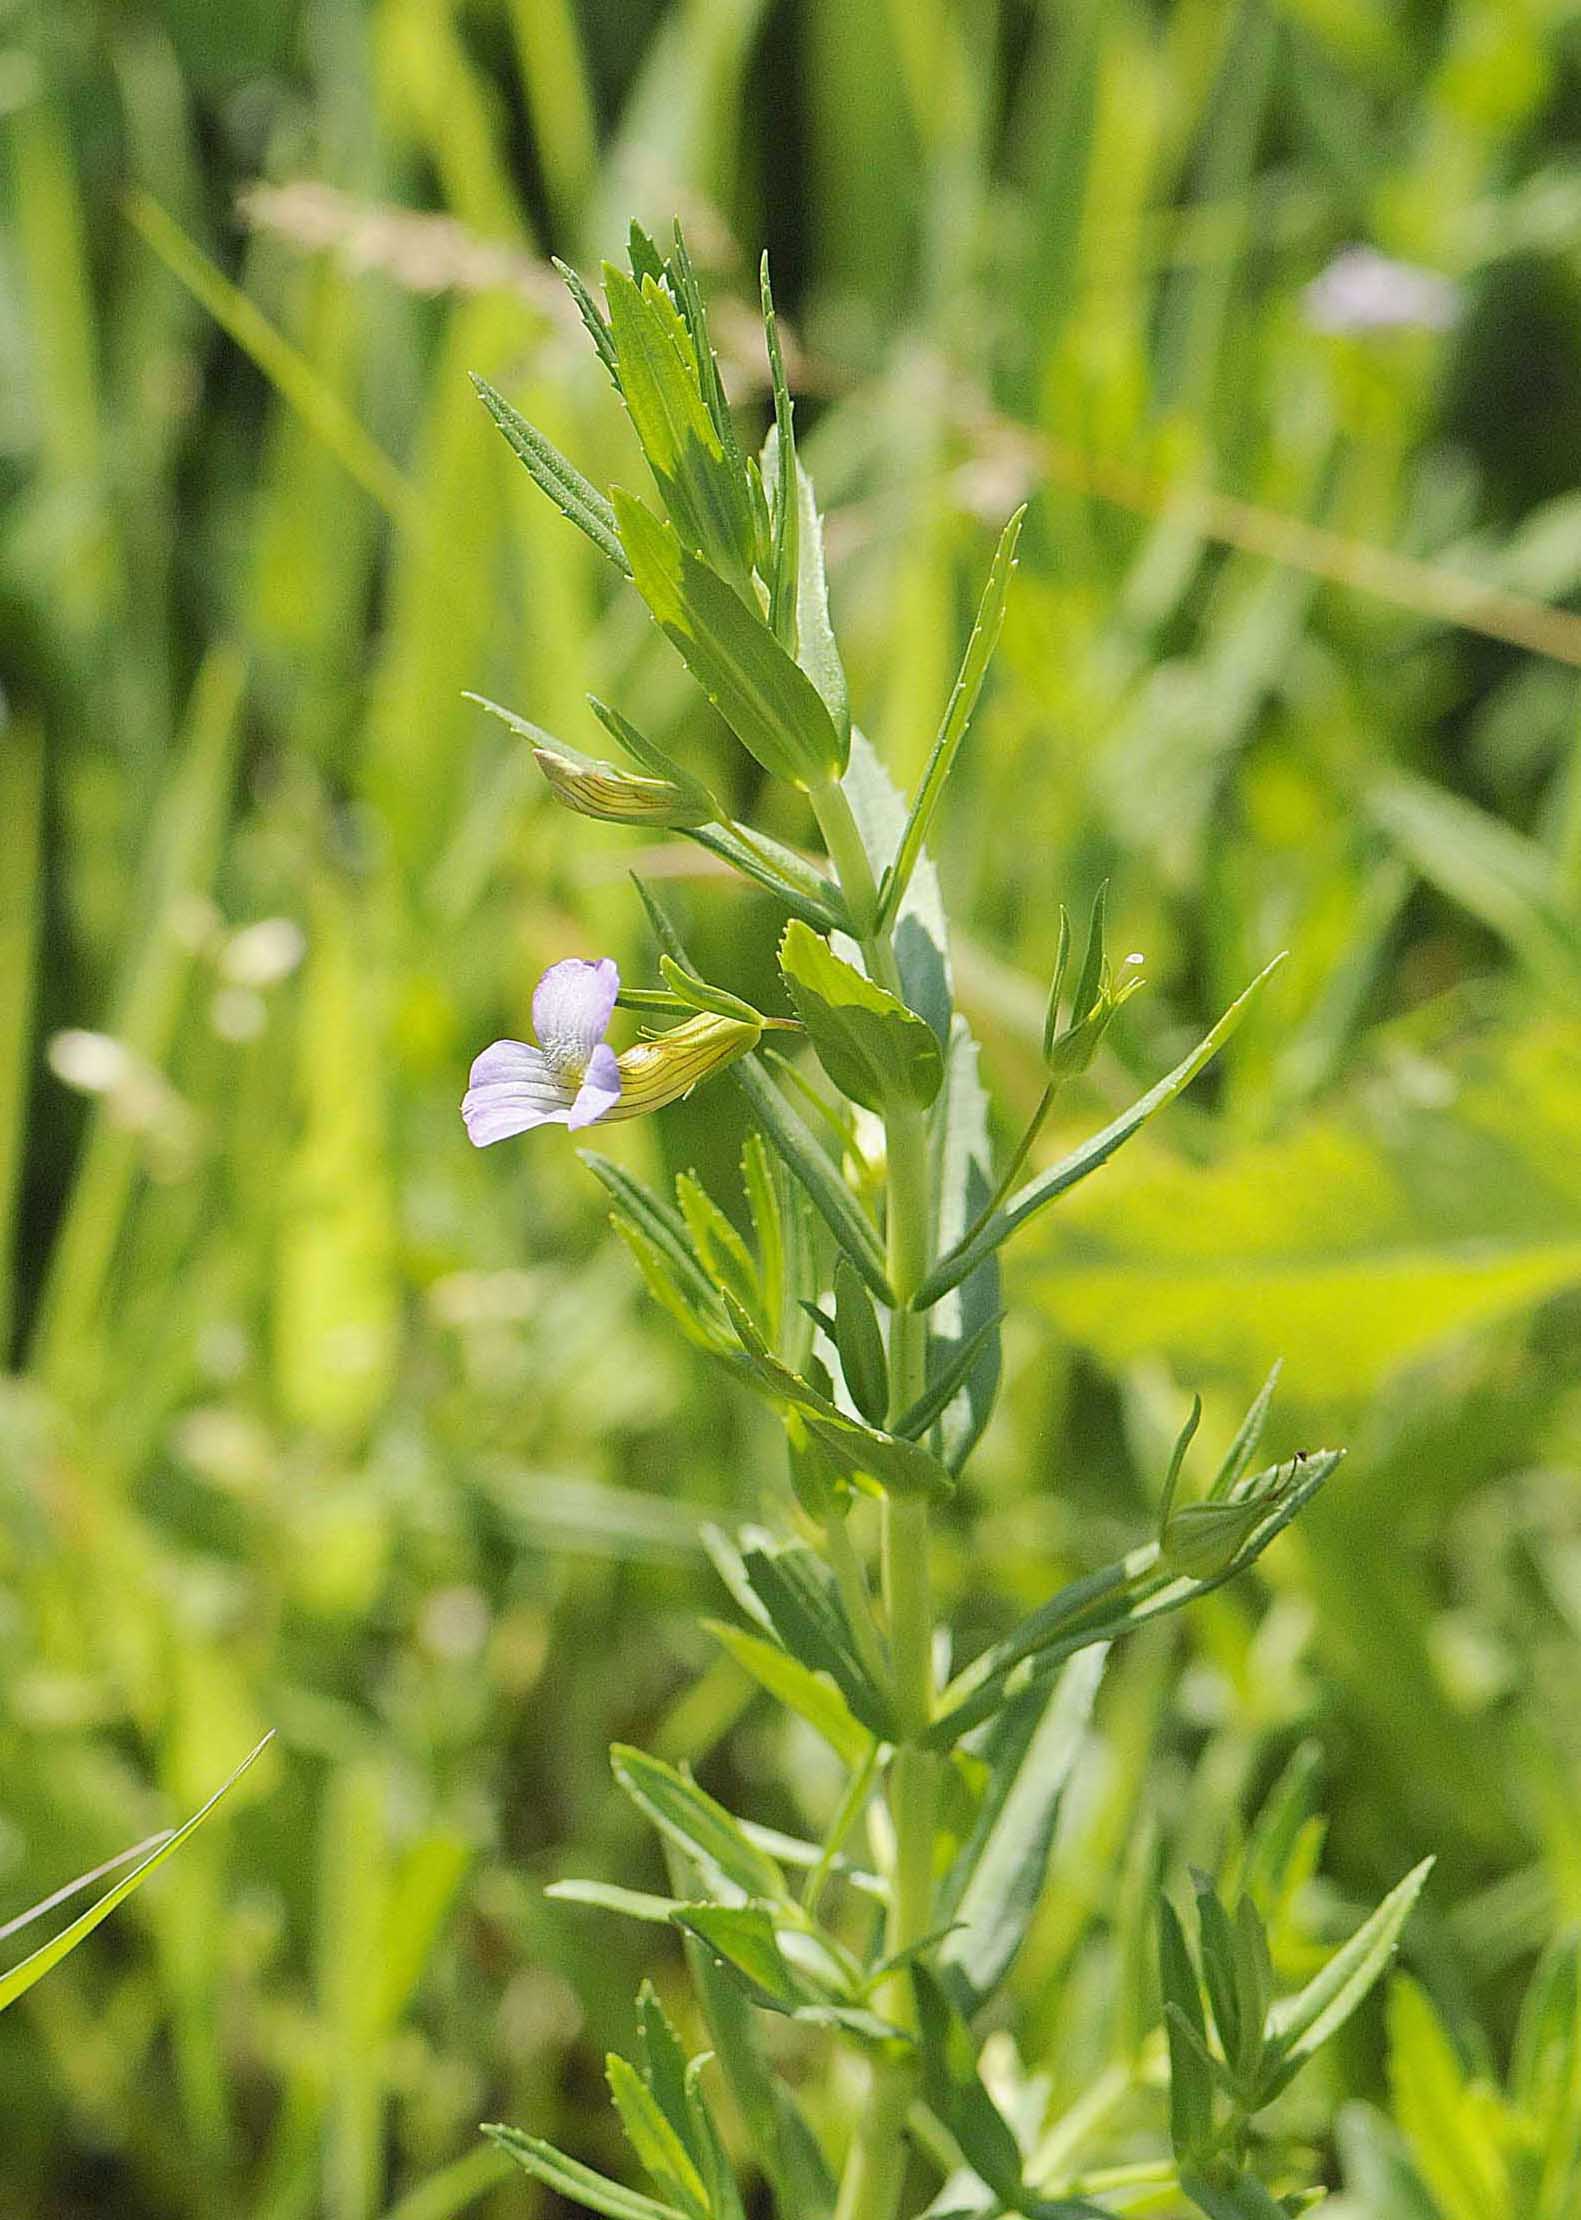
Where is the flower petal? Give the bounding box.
[567,1042,622,1129]
[532,957,619,1070]
[462,1040,576,1145]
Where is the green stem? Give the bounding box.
[811,779,939,2220]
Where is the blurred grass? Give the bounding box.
[2,0,1581,2212]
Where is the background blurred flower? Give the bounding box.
[1304,244,1460,334]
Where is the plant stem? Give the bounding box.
[811,778,939,2220]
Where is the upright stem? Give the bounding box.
[811,779,938,2220]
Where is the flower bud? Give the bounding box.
[605,1011,762,1119]
[532,737,714,828]
[1043,887,1146,1081]
[1159,1499,1269,1580]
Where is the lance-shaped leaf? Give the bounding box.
[913,1967,1109,2220]
[0,1734,273,2015]
[1262,1856,1434,2086]
[553,254,621,386]
[928,1450,1342,1746]
[1209,1362,1283,1500]
[926,1018,1002,1470]
[684,2055,749,2220]
[706,1619,872,1765]
[789,447,849,740]
[1180,2172,1293,2220]
[779,920,944,1113]
[740,1537,898,1740]
[671,1902,804,2012]
[610,1746,789,1906]
[665,223,751,506]
[760,259,799,647]
[616,491,846,788]
[936,1648,1105,2013]
[636,1983,698,2158]
[471,375,629,574]
[687,818,849,933]
[915,955,1287,1308]
[725,1294,953,1503]
[582,1152,732,1351]
[602,266,754,575]
[876,509,1025,932]
[673,1888,838,2220]
[547,1879,682,1926]
[479,691,715,830]
[607,2054,712,2220]
[832,1254,889,1425]
[1160,1898,1215,2164]
[483,2125,690,2220]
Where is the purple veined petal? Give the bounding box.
[532,957,619,1072]
[462,1040,577,1145]
[566,1041,622,1130]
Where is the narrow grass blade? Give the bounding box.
[0,1735,274,2013]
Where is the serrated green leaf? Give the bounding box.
[610,1746,788,1906]
[672,1902,802,2011]
[760,260,798,648]
[779,920,944,1113]
[677,1170,761,1317]
[482,2125,689,2220]
[609,1214,733,1355]
[606,2054,711,2219]
[470,374,629,573]
[789,453,849,740]
[636,1984,697,2161]
[684,2056,747,2220]
[553,255,621,387]
[603,266,751,575]
[616,490,844,787]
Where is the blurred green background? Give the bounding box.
[3,0,1581,2213]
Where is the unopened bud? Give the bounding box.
[606,1011,761,1119]
[532,737,714,828]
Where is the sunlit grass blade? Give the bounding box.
[0,1735,273,2013]
[126,191,422,537]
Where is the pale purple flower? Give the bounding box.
[1304,246,1459,336]
[463,957,622,1144]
